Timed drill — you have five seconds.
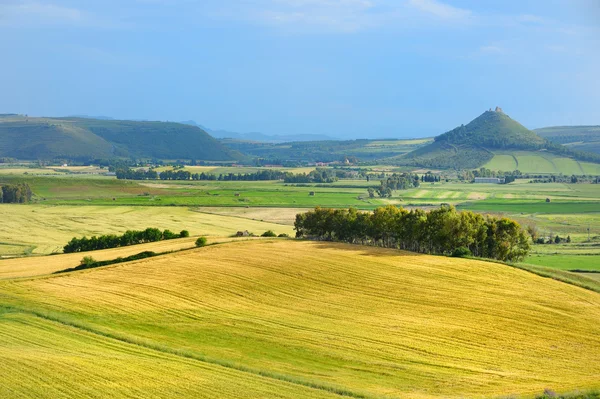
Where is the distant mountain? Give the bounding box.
[397,108,600,170]
[180,120,335,142]
[0,115,240,161]
[536,126,600,155]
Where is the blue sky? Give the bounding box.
[1,0,599,138]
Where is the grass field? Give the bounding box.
[483,151,600,174]
[1,240,600,398]
[524,254,600,271]
[0,205,295,256]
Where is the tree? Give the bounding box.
[179,230,190,238]
[526,225,539,242]
[555,235,561,244]
[367,188,375,198]
[261,230,277,237]
[195,237,207,247]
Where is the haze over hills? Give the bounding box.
[180,120,335,143]
[396,108,600,170]
[0,115,240,162]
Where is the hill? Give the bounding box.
[397,108,600,171]
[536,126,600,155]
[0,115,239,162]
[2,239,600,398]
[222,138,432,163]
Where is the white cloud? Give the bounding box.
[0,1,84,25]
[254,0,379,32]
[407,0,471,20]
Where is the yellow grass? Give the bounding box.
[0,205,295,256]
[2,240,599,398]
[0,312,340,399]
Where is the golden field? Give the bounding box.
[1,240,599,398]
[0,204,295,256]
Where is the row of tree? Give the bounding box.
[63,228,189,253]
[0,183,33,203]
[294,205,530,262]
[114,167,340,182]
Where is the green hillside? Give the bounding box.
[536,126,600,155]
[0,115,239,162]
[397,109,600,171]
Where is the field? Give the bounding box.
[524,254,600,271]
[1,240,600,398]
[0,205,295,256]
[483,151,600,175]
[0,312,341,399]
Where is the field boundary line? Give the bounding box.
[0,304,379,399]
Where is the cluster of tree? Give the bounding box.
[0,183,32,203]
[534,235,571,245]
[294,205,530,262]
[284,168,338,183]
[421,173,441,182]
[63,228,189,253]
[376,173,420,197]
[115,168,158,180]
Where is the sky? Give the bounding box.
[1,0,599,139]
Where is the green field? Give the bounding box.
[524,254,600,271]
[1,240,600,398]
[483,151,600,174]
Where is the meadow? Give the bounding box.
[1,240,600,398]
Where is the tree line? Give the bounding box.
[63,228,189,253]
[0,183,32,203]
[375,173,420,197]
[294,205,530,262]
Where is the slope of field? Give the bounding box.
[2,240,600,399]
[483,151,600,174]
[0,312,339,399]
[0,205,295,256]
[0,115,238,161]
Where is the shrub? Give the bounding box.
[261,230,277,237]
[80,256,96,267]
[179,230,190,238]
[278,233,289,238]
[195,237,207,247]
[451,247,472,258]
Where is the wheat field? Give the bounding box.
[1,240,599,398]
[0,204,295,256]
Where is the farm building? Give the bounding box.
[474,177,505,184]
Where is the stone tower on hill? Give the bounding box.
[495,106,504,113]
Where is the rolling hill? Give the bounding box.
[1,239,600,398]
[0,114,240,162]
[396,108,600,172]
[536,126,600,155]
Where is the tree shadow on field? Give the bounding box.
[309,240,425,258]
